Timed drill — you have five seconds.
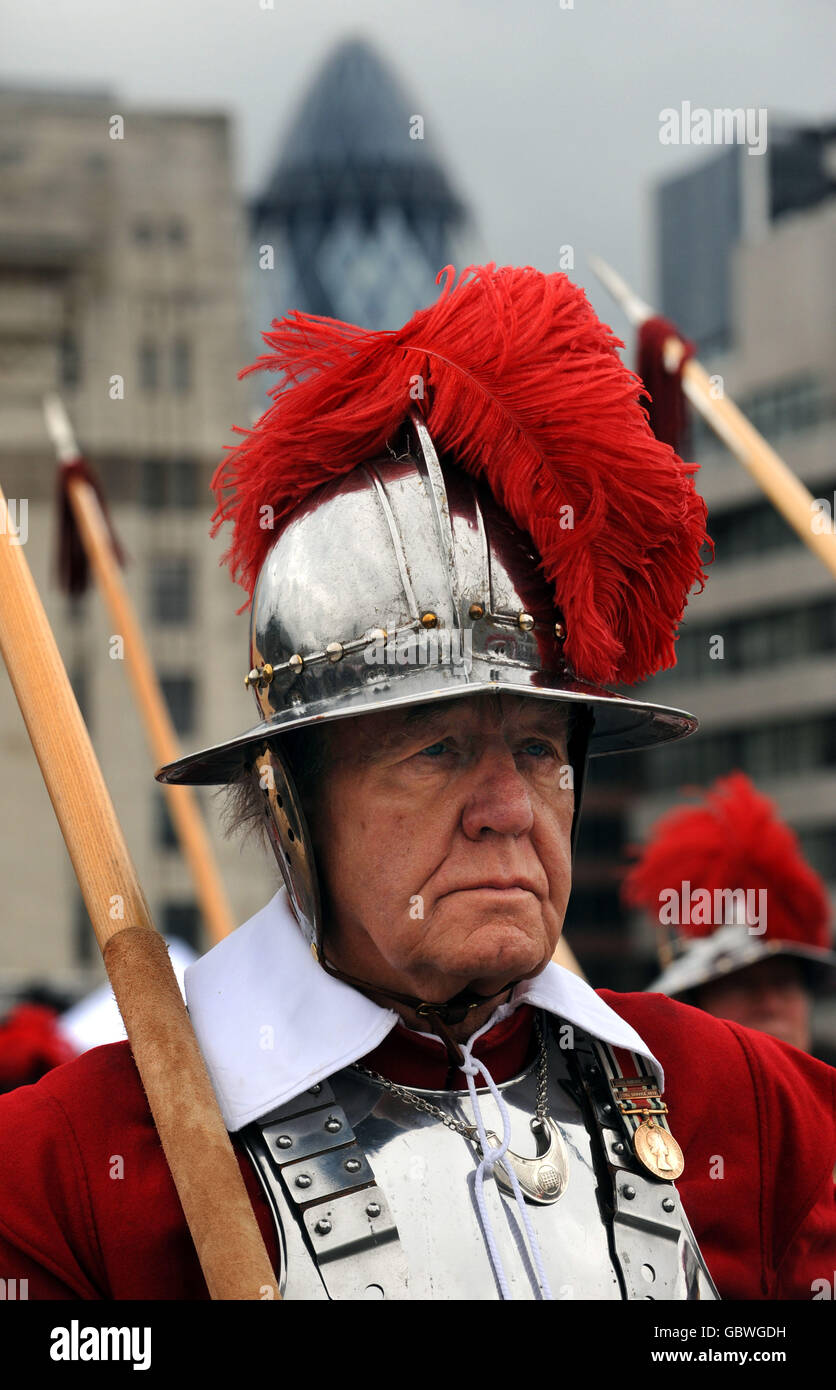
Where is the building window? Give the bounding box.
[577,815,624,856]
[644,715,836,790]
[168,219,187,245]
[138,340,159,392]
[140,457,200,510]
[796,827,836,881]
[59,329,81,388]
[738,617,773,670]
[694,375,833,457]
[161,676,196,735]
[74,891,94,966]
[133,220,153,245]
[672,598,836,681]
[707,488,836,562]
[171,338,191,394]
[141,458,167,510]
[150,556,193,624]
[155,792,179,851]
[170,457,199,507]
[563,886,623,926]
[69,666,89,727]
[160,900,202,950]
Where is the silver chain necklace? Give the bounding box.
[352,1012,569,1203]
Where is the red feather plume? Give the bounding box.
[622,772,832,947]
[211,263,710,686]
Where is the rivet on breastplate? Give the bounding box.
[277,1134,292,1150]
[309,1083,322,1095]
[623,1184,637,1200]
[662,1196,676,1213]
[344,1158,362,1174]
[314,1218,332,1235]
[641,1264,656,1284]
[325,1116,342,1133]
[602,1103,613,1115]
[612,1140,625,1155]
[366,1202,382,1219]
[295,1173,312,1190]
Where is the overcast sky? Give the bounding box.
[2,0,834,342]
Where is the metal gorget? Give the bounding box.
[353,1013,569,1204]
[239,1014,719,1301]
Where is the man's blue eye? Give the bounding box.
[523,742,552,758]
[419,741,449,757]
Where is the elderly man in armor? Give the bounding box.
[0,265,833,1301]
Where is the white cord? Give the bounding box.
[460,1038,554,1301]
[460,1050,513,1299]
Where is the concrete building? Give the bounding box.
[0,86,276,1001]
[565,125,836,997]
[657,120,836,353]
[623,129,836,1023]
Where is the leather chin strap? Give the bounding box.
[315,950,519,1066]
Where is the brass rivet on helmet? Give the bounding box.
[326,642,344,662]
[518,611,535,631]
[554,620,566,640]
[420,611,438,628]
[245,663,274,690]
[468,602,484,620]
[288,653,304,673]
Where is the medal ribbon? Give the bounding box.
[592,1042,684,1179]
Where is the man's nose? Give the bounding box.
[460,745,535,840]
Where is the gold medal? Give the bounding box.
[633,1118,684,1180]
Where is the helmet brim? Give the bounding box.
[649,938,836,999]
[155,671,696,786]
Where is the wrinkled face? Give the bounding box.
[307,691,577,1004]
[695,956,811,1052]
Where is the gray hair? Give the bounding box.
[217,724,331,850]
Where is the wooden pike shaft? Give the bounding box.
[0,481,277,1299]
[588,255,836,582]
[552,934,586,979]
[64,471,236,944]
[679,359,836,579]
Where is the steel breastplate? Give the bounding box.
[239,1015,719,1300]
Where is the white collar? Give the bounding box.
[185,889,664,1132]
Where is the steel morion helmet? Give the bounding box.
[156,264,711,962]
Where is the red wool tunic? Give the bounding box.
[0,991,832,1300]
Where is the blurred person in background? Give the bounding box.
[623,771,836,1058]
[0,987,77,1094]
